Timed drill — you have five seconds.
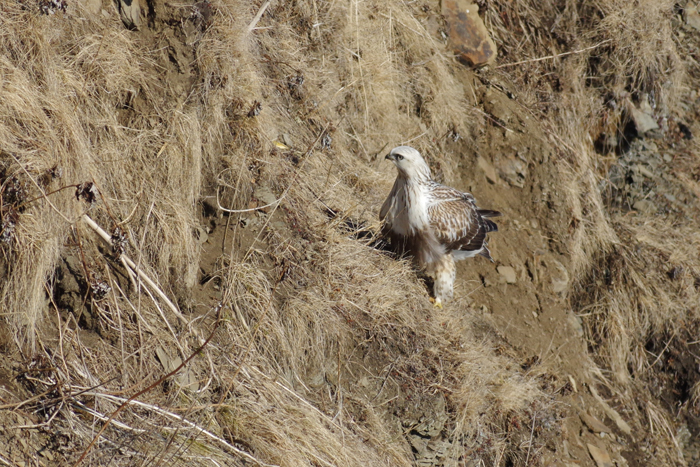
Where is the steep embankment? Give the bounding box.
[0,1,698,466]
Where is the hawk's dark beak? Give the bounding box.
[385,153,395,161]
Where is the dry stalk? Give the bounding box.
[81,214,187,325]
[495,39,612,69]
[82,393,278,467]
[72,303,222,467]
[248,1,271,32]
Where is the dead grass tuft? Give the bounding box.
[0,0,563,465]
[485,0,695,463]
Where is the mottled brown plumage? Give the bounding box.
[380,146,500,306]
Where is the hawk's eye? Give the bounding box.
[396,154,404,161]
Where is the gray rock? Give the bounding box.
[633,199,657,214]
[194,226,208,244]
[281,133,293,147]
[641,140,658,152]
[497,265,516,284]
[568,313,584,337]
[497,157,527,188]
[629,105,659,134]
[634,165,655,179]
[685,3,700,30]
[410,435,430,458]
[253,186,279,212]
[587,443,614,467]
[580,411,612,434]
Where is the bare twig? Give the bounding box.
[248,1,271,32]
[0,453,18,467]
[525,411,536,466]
[496,39,612,69]
[71,401,145,433]
[82,393,277,466]
[650,330,676,369]
[72,303,223,467]
[81,214,187,325]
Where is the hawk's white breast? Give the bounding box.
[384,179,430,236]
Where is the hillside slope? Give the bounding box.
[0,0,698,466]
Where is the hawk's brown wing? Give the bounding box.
[427,184,499,253]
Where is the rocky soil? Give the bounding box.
[1,0,700,466]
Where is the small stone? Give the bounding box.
[629,105,659,134]
[550,259,569,293]
[253,186,279,212]
[635,165,655,179]
[497,157,527,188]
[638,93,654,114]
[477,156,498,184]
[580,411,612,434]
[442,0,497,66]
[685,3,700,30]
[641,140,658,152]
[587,443,614,467]
[497,265,516,284]
[568,313,584,338]
[663,153,672,162]
[270,221,287,231]
[632,199,657,214]
[409,434,430,457]
[194,226,208,245]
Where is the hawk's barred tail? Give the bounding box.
[478,209,501,233]
[483,218,498,233]
[477,209,502,218]
[478,245,494,262]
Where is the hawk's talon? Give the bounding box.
[430,297,443,309]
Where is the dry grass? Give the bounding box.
[0,0,562,465]
[485,0,696,463]
[1,0,696,463]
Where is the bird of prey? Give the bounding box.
[380,146,500,307]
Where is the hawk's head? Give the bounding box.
[386,146,431,181]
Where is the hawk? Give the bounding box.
[380,146,501,307]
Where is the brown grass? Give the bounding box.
[0,0,564,465]
[1,0,697,464]
[486,0,696,463]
